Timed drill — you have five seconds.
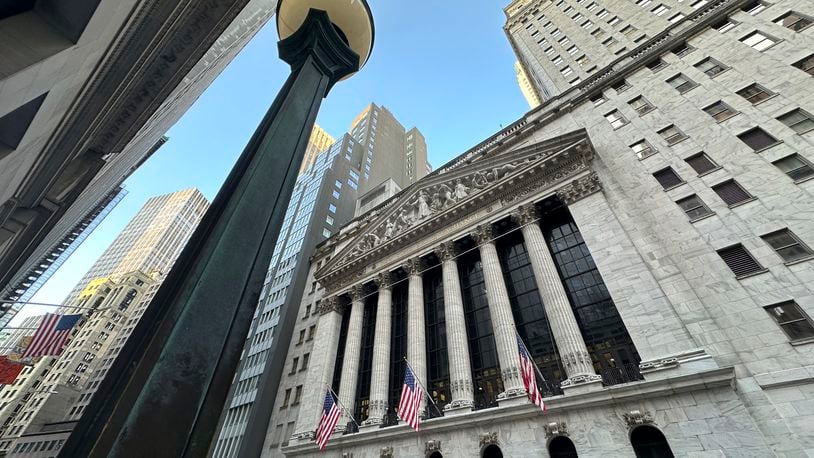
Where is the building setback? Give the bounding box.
[212,105,431,457]
[276,0,814,456]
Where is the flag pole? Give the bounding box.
[515,331,555,394]
[325,384,360,429]
[403,357,444,418]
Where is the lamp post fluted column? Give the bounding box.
[60,6,372,457]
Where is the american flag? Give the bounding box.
[21,314,82,359]
[315,390,341,450]
[397,365,423,431]
[517,333,547,413]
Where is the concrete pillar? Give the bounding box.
[362,273,392,427]
[471,224,526,403]
[404,257,427,416]
[435,242,474,413]
[512,205,602,392]
[337,285,365,430]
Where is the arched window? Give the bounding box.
[630,425,674,458]
[549,436,578,457]
[428,453,443,458]
[482,444,503,458]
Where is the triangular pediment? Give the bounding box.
[317,128,595,289]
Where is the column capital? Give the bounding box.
[435,241,459,262]
[318,296,344,316]
[348,284,365,301]
[374,272,393,290]
[471,224,496,245]
[557,172,602,205]
[403,257,426,276]
[511,204,540,226]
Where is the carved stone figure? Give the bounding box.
[454,179,469,200]
[384,220,397,239]
[417,191,431,219]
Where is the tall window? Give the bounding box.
[765,301,814,342]
[631,426,675,458]
[497,231,563,395]
[458,250,502,409]
[423,266,449,412]
[354,293,378,422]
[542,205,641,382]
[773,154,814,181]
[761,229,813,262]
[388,282,408,421]
[737,127,779,151]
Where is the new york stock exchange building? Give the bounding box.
[278,122,814,457]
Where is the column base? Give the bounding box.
[443,400,474,416]
[359,421,381,431]
[497,387,528,407]
[561,374,604,395]
[290,431,314,446]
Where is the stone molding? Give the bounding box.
[557,172,602,205]
[639,348,711,373]
[560,373,604,388]
[623,410,655,429]
[479,431,498,447]
[544,421,568,438]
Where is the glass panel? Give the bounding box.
[783,321,814,340]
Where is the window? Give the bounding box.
[608,16,621,26]
[737,127,779,150]
[669,12,686,23]
[577,55,592,66]
[326,215,334,225]
[300,353,310,371]
[612,79,631,93]
[289,357,298,375]
[653,167,684,190]
[621,25,638,37]
[331,190,340,199]
[703,101,738,122]
[308,325,316,340]
[672,42,695,57]
[604,110,628,129]
[762,229,813,262]
[281,389,291,407]
[712,179,753,206]
[552,55,564,65]
[677,194,713,220]
[646,58,668,72]
[741,0,767,15]
[629,96,655,115]
[777,109,814,134]
[591,28,606,38]
[718,244,765,277]
[590,93,606,106]
[637,0,652,7]
[328,204,337,213]
[558,36,571,46]
[581,19,594,29]
[567,45,579,56]
[631,426,675,457]
[652,4,670,16]
[685,152,719,175]
[631,140,657,159]
[297,329,305,344]
[775,11,813,31]
[773,154,814,181]
[765,301,814,341]
[691,0,709,8]
[561,66,574,77]
[334,179,342,189]
[712,18,737,32]
[736,83,774,104]
[322,228,331,238]
[695,57,727,77]
[792,54,814,76]
[545,47,556,57]
[666,73,697,93]
[740,31,778,51]
[658,125,688,145]
[597,8,608,18]
[293,386,303,404]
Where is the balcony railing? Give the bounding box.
[600,363,644,386]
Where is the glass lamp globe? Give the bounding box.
[276,0,375,72]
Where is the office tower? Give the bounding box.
[63,188,209,305]
[0,0,278,325]
[0,188,208,454]
[300,125,336,174]
[349,104,430,193]
[514,61,543,108]
[212,105,431,457]
[279,1,814,456]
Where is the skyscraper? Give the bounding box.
[276,1,814,456]
[63,188,210,305]
[299,124,336,174]
[514,61,543,108]
[0,188,208,454]
[212,106,431,457]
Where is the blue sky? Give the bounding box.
[18,1,529,322]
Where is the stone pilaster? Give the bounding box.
[337,285,365,430]
[471,225,525,402]
[293,296,343,442]
[362,273,393,427]
[404,257,428,415]
[512,205,602,391]
[435,242,474,413]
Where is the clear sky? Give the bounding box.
[16,1,529,324]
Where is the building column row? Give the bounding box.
[362,273,392,426]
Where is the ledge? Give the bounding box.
[282,367,735,455]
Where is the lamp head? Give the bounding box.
[276,0,375,73]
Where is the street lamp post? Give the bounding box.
[59,2,374,457]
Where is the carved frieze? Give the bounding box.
[623,410,655,428]
[479,432,499,447]
[544,421,568,438]
[557,172,602,205]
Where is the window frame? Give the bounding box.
[777,109,814,134]
[684,152,720,176]
[761,229,814,263]
[717,243,766,278]
[737,127,780,151]
[772,154,814,182]
[711,179,755,207]
[764,301,814,342]
[676,194,714,221]
[604,109,629,129]
[740,31,780,51]
[774,11,813,32]
[792,54,814,75]
[694,57,728,77]
[658,124,689,145]
[629,96,656,115]
[631,139,657,159]
[653,167,685,190]
[735,83,775,104]
[703,101,739,122]
[666,73,698,93]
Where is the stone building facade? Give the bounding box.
[272,0,814,456]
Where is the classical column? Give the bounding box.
[436,242,474,412]
[404,258,427,416]
[292,297,344,442]
[362,273,393,427]
[512,204,602,390]
[471,225,525,401]
[337,285,365,430]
